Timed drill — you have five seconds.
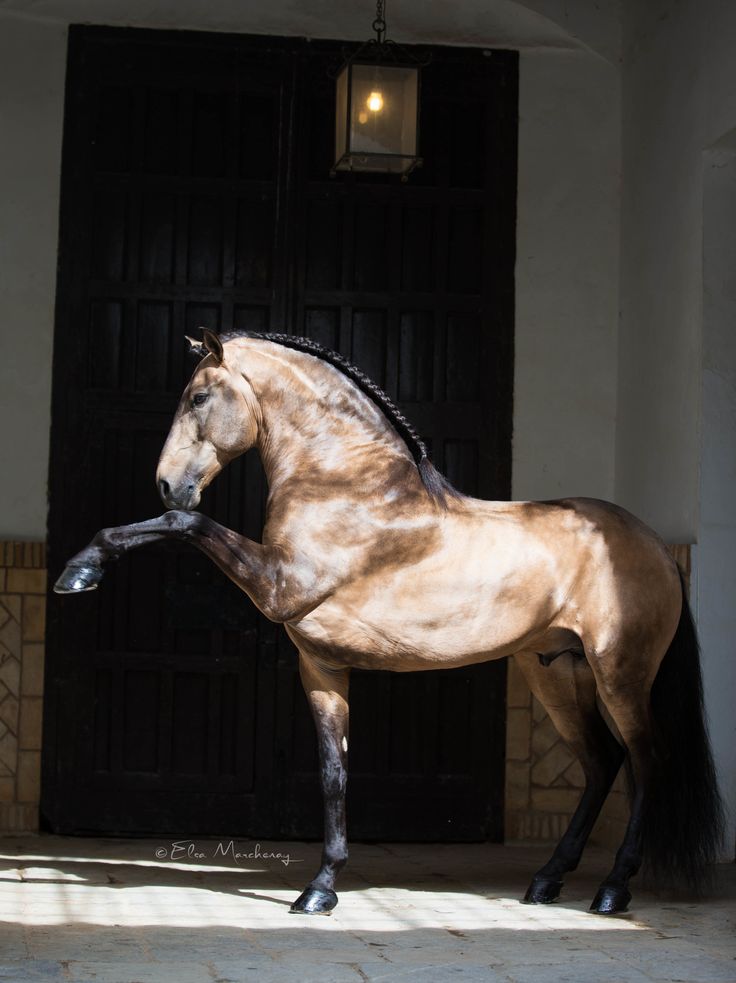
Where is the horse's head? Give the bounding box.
[156,330,259,510]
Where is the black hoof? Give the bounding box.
[522,878,563,905]
[53,563,104,594]
[289,886,338,915]
[590,884,631,914]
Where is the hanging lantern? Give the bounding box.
[333,1,423,180]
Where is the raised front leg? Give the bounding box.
[54,511,297,622]
[290,652,350,916]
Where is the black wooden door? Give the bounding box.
[44,27,517,841]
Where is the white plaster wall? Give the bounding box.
[513,49,620,501]
[618,0,736,855]
[698,148,736,855]
[0,14,67,541]
[617,0,736,540]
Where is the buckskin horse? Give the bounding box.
[55,329,724,915]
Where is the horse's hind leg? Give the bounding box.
[514,651,624,905]
[586,669,656,914]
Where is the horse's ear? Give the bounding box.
[202,328,224,365]
[185,335,206,359]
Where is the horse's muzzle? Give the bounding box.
[158,477,200,511]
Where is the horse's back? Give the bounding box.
[462,494,675,576]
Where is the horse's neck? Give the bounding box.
[241,343,421,501]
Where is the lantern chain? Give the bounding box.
[373,0,387,44]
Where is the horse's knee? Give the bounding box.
[164,509,205,536]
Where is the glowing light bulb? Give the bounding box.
[367,91,384,113]
[358,111,368,124]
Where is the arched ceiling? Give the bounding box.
[0,0,620,63]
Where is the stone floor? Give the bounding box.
[0,836,734,982]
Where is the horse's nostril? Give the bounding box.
[159,478,170,499]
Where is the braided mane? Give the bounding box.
[218,330,462,508]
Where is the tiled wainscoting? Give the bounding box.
[0,540,690,842]
[504,659,631,848]
[0,542,46,833]
[504,544,691,848]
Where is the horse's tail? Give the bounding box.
[641,570,725,893]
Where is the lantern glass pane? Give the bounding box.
[348,63,418,158]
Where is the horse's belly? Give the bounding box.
[289,573,546,671]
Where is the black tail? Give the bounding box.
[642,571,725,893]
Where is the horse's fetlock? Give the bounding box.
[93,528,112,548]
[323,848,348,870]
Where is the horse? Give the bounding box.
[54,328,724,916]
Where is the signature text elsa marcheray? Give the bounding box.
[154,839,301,867]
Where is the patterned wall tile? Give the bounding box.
[0,541,46,833]
[0,725,18,777]
[0,694,19,734]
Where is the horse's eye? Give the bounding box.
[192,392,209,407]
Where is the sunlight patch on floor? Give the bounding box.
[0,864,648,932]
[0,852,271,875]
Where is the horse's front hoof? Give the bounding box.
[289,886,338,915]
[53,563,103,594]
[590,884,631,914]
[522,878,563,904]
